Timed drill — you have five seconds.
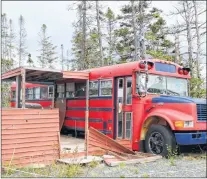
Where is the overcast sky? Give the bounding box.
[2,1,206,72]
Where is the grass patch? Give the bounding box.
[3,162,84,178]
[142,173,150,178]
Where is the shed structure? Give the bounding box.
[1,67,90,158]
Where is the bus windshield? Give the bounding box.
[137,73,188,96]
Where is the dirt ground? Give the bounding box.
[60,134,85,153]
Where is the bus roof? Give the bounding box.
[83,59,190,80]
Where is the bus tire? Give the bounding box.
[145,124,176,157]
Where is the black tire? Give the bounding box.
[145,124,176,157]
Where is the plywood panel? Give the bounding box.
[2,108,60,167]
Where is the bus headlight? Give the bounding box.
[174,121,194,128]
[184,121,194,128]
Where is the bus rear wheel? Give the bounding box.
[145,124,176,157]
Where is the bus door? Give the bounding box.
[55,83,66,131]
[114,77,133,141]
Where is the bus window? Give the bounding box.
[26,88,33,100]
[41,87,48,99]
[75,83,86,97]
[100,80,112,96]
[34,87,40,99]
[89,81,98,96]
[118,78,124,103]
[48,85,54,98]
[66,83,75,98]
[57,84,65,98]
[126,77,132,104]
[11,91,16,99]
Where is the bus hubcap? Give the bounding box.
[148,132,164,154]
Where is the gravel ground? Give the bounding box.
[81,156,207,178]
[3,153,206,178]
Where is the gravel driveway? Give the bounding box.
[81,155,206,178]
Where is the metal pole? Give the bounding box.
[85,79,89,158]
[21,69,26,108]
[52,83,55,108]
[15,75,21,108]
[61,44,64,71]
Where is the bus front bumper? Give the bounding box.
[174,132,207,145]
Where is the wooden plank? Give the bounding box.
[2,127,59,135]
[1,146,58,160]
[2,154,58,167]
[2,115,59,120]
[105,155,162,167]
[107,151,127,161]
[2,109,58,115]
[2,118,59,125]
[2,140,59,150]
[2,123,59,130]
[89,127,135,154]
[2,136,58,145]
[2,132,58,140]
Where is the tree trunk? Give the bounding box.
[96,1,104,66]
[131,0,138,61]
[139,1,145,60]
[175,32,180,64]
[193,0,201,78]
[183,1,193,75]
[81,1,86,70]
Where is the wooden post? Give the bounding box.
[15,75,21,108]
[85,79,89,158]
[52,83,55,108]
[21,69,26,108]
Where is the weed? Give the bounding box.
[89,159,99,168]
[119,162,126,169]
[120,174,125,178]
[167,145,178,166]
[142,173,150,178]
[134,168,139,174]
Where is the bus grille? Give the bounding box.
[197,104,207,121]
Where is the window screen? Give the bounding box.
[57,84,65,98]
[48,86,54,98]
[89,81,98,96]
[66,83,75,97]
[34,87,40,99]
[100,80,112,96]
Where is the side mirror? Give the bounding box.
[135,70,148,98]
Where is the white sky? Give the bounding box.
[2,1,206,75]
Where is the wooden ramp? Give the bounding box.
[88,127,161,166]
[88,127,135,155]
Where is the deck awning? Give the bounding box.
[1,67,89,82]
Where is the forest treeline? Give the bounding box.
[1,1,206,100]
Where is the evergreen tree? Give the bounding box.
[27,53,34,67]
[17,15,27,67]
[37,24,58,68]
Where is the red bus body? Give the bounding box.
[10,82,53,108]
[10,59,207,152]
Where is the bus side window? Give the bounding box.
[89,81,98,96]
[75,82,86,97]
[41,87,48,99]
[100,79,112,96]
[34,87,40,99]
[126,77,132,104]
[57,84,65,98]
[48,85,54,98]
[12,91,16,99]
[66,83,75,98]
[26,88,34,100]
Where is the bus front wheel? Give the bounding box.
[145,124,176,157]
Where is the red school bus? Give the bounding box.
[58,58,206,156]
[10,82,54,108]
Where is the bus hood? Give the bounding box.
[152,95,206,104]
